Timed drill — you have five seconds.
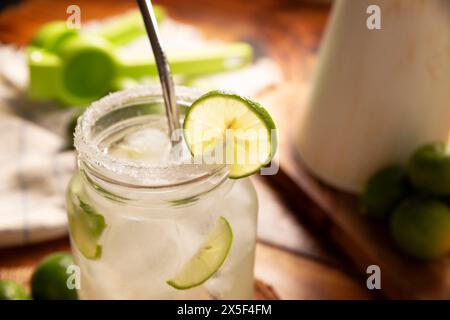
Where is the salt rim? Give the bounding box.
[74,85,226,186]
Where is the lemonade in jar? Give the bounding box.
[66,86,276,299]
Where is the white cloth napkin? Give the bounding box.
[0,105,75,247]
[0,15,282,248]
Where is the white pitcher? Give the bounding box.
[296,0,450,193]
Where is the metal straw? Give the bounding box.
[136,0,181,144]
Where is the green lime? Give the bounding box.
[0,280,30,300]
[167,216,233,290]
[31,252,79,300]
[390,197,450,260]
[66,173,106,260]
[183,90,277,179]
[407,142,450,195]
[361,165,410,219]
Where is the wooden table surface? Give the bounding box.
[0,0,374,299]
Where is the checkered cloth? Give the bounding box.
[0,102,75,247]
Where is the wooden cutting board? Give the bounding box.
[261,84,450,300]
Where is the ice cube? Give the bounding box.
[110,128,171,164]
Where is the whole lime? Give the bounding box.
[407,142,450,195]
[31,252,79,300]
[390,197,450,260]
[0,280,30,300]
[361,165,409,219]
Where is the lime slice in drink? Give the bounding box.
[183,91,277,178]
[66,173,106,260]
[167,216,233,290]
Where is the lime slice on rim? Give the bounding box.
[183,90,277,178]
[167,216,233,290]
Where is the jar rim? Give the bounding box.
[74,85,228,189]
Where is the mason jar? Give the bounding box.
[66,86,258,299]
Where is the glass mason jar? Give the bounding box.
[66,86,258,299]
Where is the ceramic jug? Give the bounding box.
[296,0,450,193]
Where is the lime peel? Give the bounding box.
[183,90,277,179]
[167,216,233,290]
[67,174,106,260]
